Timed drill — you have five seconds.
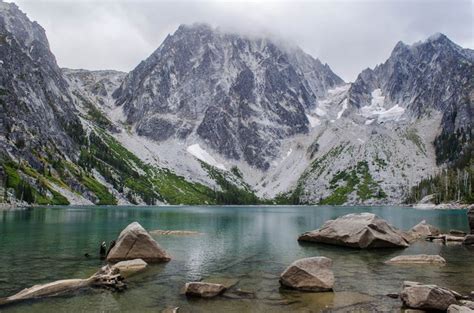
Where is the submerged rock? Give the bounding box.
[107,222,171,263]
[280,257,334,292]
[150,229,202,236]
[400,281,459,311]
[385,254,446,265]
[184,282,226,298]
[298,213,408,248]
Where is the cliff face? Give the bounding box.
[0,2,472,205]
[113,24,343,170]
[0,2,83,164]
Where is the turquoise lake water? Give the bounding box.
[0,205,472,312]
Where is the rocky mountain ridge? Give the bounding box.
[0,2,472,206]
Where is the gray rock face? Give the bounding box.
[400,281,459,311]
[298,213,409,248]
[348,33,473,165]
[350,34,472,126]
[0,2,83,161]
[184,282,226,298]
[107,222,171,263]
[279,257,334,292]
[113,23,343,170]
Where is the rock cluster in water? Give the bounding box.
[298,213,409,248]
[107,222,171,263]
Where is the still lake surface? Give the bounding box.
[0,205,472,312]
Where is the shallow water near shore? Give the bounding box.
[0,205,472,312]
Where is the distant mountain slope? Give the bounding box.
[0,1,471,206]
[0,3,254,206]
[113,23,343,170]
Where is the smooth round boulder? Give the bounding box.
[184,282,226,298]
[279,257,334,292]
[107,222,171,263]
[385,254,446,265]
[298,213,409,248]
[404,220,441,242]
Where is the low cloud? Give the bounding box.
[12,0,474,81]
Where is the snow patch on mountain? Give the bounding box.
[187,144,227,171]
[360,89,405,123]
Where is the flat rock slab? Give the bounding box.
[112,259,148,277]
[184,282,226,298]
[400,282,459,311]
[107,222,171,263]
[280,257,334,292]
[385,254,446,265]
[298,213,408,248]
[202,277,239,289]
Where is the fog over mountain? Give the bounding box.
[0,1,472,207]
[9,0,473,81]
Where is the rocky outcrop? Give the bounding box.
[298,213,409,248]
[400,281,459,311]
[107,222,171,263]
[184,282,226,298]
[279,257,334,292]
[113,23,343,170]
[385,254,446,265]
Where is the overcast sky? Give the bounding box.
[9,0,474,82]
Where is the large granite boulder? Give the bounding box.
[279,257,334,292]
[468,206,474,234]
[385,254,446,265]
[107,222,171,263]
[298,213,409,248]
[184,282,226,298]
[400,281,458,311]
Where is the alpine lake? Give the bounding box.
[0,205,472,312]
